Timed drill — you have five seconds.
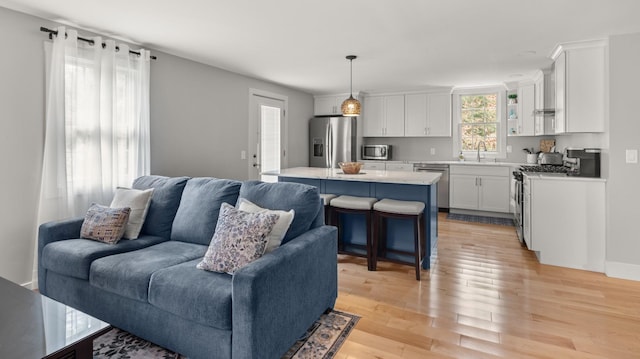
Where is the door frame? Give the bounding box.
[248,88,289,180]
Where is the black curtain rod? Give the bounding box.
[40,27,157,60]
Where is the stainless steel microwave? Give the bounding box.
[362,145,391,160]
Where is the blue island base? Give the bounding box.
[279,177,438,269]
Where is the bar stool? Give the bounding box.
[372,198,426,280]
[319,193,337,225]
[330,195,378,270]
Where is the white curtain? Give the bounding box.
[38,26,150,224]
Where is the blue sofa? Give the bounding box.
[38,176,338,359]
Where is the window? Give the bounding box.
[452,87,506,158]
[460,93,497,151]
[64,53,143,194]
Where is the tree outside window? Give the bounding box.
[460,93,498,152]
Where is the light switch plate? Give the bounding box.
[626,149,638,164]
[241,150,247,160]
[506,145,513,153]
[430,148,436,155]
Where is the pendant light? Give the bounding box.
[341,55,361,117]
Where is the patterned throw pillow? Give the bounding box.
[237,198,294,254]
[81,204,131,244]
[197,202,279,274]
[110,187,154,239]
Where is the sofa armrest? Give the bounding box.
[37,217,84,293]
[231,225,338,359]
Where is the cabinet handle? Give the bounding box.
[479,177,482,186]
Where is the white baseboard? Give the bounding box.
[606,261,640,281]
[21,281,34,290]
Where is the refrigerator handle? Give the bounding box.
[327,125,333,168]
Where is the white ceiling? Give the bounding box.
[3,0,640,95]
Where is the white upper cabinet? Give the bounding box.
[363,95,405,137]
[314,94,353,116]
[428,93,452,136]
[363,96,385,136]
[385,95,405,136]
[552,40,607,133]
[404,94,427,136]
[405,92,452,137]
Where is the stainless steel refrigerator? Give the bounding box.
[309,116,357,168]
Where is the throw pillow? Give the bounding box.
[110,187,154,239]
[237,198,294,253]
[80,204,131,244]
[197,202,279,274]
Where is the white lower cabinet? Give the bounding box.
[450,175,479,209]
[450,165,510,213]
[361,162,414,171]
[361,161,386,171]
[527,175,605,272]
[385,163,413,171]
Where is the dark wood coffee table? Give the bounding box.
[0,276,111,359]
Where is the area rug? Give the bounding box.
[447,213,514,226]
[93,310,359,359]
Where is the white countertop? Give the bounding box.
[523,172,606,182]
[263,167,441,185]
[367,160,528,167]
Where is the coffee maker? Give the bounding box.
[564,148,601,177]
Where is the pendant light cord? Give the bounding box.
[349,58,353,96]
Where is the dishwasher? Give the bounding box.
[413,163,449,211]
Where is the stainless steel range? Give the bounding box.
[520,165,570,173]
[513,164,569,246]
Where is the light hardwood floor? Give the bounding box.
[333,213,640,358]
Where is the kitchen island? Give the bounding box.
[262,167,441,269]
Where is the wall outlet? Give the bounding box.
[430,148,436,155]
[506,145,513,153]
[241,150,247,160]
[626,149,638,164]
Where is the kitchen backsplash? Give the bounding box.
[362,136,556,163]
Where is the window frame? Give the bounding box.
[452,86,507,160]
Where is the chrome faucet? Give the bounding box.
[477,141,487,161]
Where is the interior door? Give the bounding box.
[249,90,287,181]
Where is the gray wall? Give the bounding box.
[150,51,313,180]
[607,32,640,270]
[0,5,313,286]
[0,8,46,286]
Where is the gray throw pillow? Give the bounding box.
[197,203,278,274]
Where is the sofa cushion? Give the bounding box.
[80,204,131,244]
[132,176,189,238]
[238,181,322,244]
[89,241,207,302]
[42,235,168,281]
[149,259,233,330]
[171,177,242,245]
[110,187,154,239]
